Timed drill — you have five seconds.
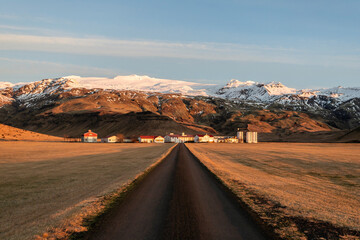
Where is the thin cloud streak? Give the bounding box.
[0,33,359,68]
[0,57,118,79]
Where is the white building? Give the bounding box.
[164,133,194,143]
[194,134,214,143]
[101,135,117,143]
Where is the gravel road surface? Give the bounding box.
[87,144,269,240]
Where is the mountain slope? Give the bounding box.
[0,75,359,139]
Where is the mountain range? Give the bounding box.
[0,75,359,142]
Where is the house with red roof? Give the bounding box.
[138,136,154,143]
[82,130,98,143]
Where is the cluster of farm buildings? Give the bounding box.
[80,130,258,143]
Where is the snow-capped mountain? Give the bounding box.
[1,75,359,103]
[216,80,297,101]
[0,75,211,96]
[0,75,359,138]
[215,79,360,102]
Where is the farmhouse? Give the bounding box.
[138,136,155,143]
[101,135,117,143]
[194,134,214,143]
[82,130,98,143]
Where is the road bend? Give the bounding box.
[87,144,269,240]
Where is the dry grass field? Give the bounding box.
[0,142,175,240]
[186,143,360,239]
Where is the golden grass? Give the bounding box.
[0,142,175,240]
[0,123,62,141]
[186,143,360,238]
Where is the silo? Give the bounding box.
[246,131,253,143]
[237,131,244,143]
[252,132,258,143]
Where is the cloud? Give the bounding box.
[0,32,359,68]
[0,57,118,81]
[0,14,19,20]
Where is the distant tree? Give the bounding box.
[116,133,124,143]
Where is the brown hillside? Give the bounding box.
[213,110,332,135]
[8,111,216,138]
[0,123,62,141]
[0,88,341,140]
[338,126,360,143]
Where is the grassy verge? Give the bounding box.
[35,144,177,240]
[186,143,360,240]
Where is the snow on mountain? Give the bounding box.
[316,86,360,101]
[216,79,297,101]
[0,82,14,89]
[1,75,359,105]
[61,75,212,96]
[217,79,360,102]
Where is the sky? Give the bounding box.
[0,0,359,88]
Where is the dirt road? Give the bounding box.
[87,144,269,240]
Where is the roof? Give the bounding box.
[83,130,97,137]
[166,134,195,138]
[139,135,155,139]
[196,134,214,137]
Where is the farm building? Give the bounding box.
[138,136,155,143]
[194,134,214,143]
[154,136,165,143]
[225,136,238,143]
[214,136,226,143]
[213,136,238,143]
[165,133,194,143]
[101,135,117,143]
[82,130,98,143]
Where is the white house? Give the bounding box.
[154,136,165,143]
[194,134,214,143]
[82,130,98,143]
[101,135,117,143]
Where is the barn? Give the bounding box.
[82,130,98,143]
